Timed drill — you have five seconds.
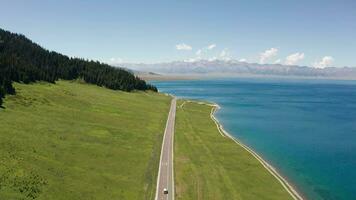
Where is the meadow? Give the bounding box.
[0,81,171,200]
[174,100,293,200]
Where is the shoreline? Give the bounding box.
[210,104,305,200]
[178,99,305,200]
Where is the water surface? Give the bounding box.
[152,78,356,200]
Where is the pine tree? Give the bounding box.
[0,28,157,106]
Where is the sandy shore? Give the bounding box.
[179,99,305,200]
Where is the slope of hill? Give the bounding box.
[0,81,171,200]
[0,28,156,106]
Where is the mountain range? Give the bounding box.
[119,60,356,79]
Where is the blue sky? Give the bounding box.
[1,0,355,67]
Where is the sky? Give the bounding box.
[1,0,355,67]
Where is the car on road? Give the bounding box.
[163,188,168,194]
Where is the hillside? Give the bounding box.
[0,81,171,199]
[0,28,156,106]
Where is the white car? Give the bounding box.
[163,188,168,194]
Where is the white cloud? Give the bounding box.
[176,43,192,50]
[183,58,198,62]
[207,44,216,50]
[274,59,281,64]
[219,48,231,60]
[285,52,305,65]
[208,57,217,61]
[196,49,202,56]
[220,49,227,57]
[108,57,123,65]
[195,44,216,56]
[239,58,247,62]
[312,56,334,68]
[260,48,278,64]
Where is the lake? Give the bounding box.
[152,78,356,200]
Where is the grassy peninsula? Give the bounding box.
[174,100,294,200]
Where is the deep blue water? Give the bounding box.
[152,78,356,200]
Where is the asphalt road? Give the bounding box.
[155,98,176,200]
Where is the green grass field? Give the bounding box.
[0,81,171,200]
[174,100,293,200]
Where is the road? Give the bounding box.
[155,98,176,200]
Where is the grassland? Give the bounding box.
[0,81,171,200]
[174,100,294,200]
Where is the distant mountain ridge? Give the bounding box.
[120,60,356,79]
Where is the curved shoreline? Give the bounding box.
[179,99,305,200]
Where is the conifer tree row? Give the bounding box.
[0,28,157,105]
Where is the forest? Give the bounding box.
[0,28,157,106]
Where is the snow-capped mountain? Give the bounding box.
[118,59,356,79]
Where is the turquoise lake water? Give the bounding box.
[152,78,356,200]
